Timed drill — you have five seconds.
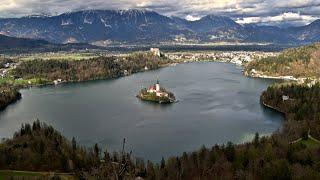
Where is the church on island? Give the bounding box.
[137,80,176,104]
[147,80,169,97]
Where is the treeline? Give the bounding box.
[261,83,320,140]
[246,43,320,77]
[0,120,99,172]
[12,53,167,82]
[146,135,320,179]
[0,84,21,110]
[93,133,320,179]
[1,120,320,179]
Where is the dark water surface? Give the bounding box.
[0,62,283,161]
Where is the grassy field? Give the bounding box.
[18,52,100,61]
[0,78,9,85]
[0,170,76,180]
[298,138,320,149]
[0,170,45,179]
[0,77,51,86]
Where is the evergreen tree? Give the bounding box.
[254,132,260,148]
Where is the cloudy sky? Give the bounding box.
[0,0,319,26]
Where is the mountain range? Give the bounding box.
[0,9,319,45]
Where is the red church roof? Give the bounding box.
[149,85,156,90]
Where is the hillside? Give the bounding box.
[287,20,320,42]
[0,34,50,48]
[0,9,319,44]
[0,120,98,172]
[0,85,21,110]
[12,53,165,82]
[245,43,320,78]
[0,34,99,53]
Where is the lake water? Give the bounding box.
[0,62,283,161]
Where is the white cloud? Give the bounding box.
[236,17,262,24]
[0,0,19,10]
[236,12,318,25]
[185,15,201,21]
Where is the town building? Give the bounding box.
[282,95,289,101]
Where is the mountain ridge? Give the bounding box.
[0,34,99,53]
[0,9,319,45]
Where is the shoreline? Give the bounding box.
[244,70,298,81]
[0,91,22,111]
[2,55,298,115]
[260,96,286,117]
[244,68,320,85]
[1,59,288,129]
[261,100,285,115]
[0,59,280,112]
[0,62,173,111]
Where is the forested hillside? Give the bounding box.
[0,85,21,110]
[0,120,99,172]
[246,43,320,78]
[12,53,165,82]
[261,83,320,140]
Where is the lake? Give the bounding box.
[0,62,283,161]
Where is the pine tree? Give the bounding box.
[254,132,260,148]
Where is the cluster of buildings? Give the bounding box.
[0,60,16,78]
[249,69,298,81]
[166,51,278,66]
[0,69,7,78]
[249,69,319,87]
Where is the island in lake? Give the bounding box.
[137,80,176,104]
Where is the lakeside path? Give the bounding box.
[261,100,286,115]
